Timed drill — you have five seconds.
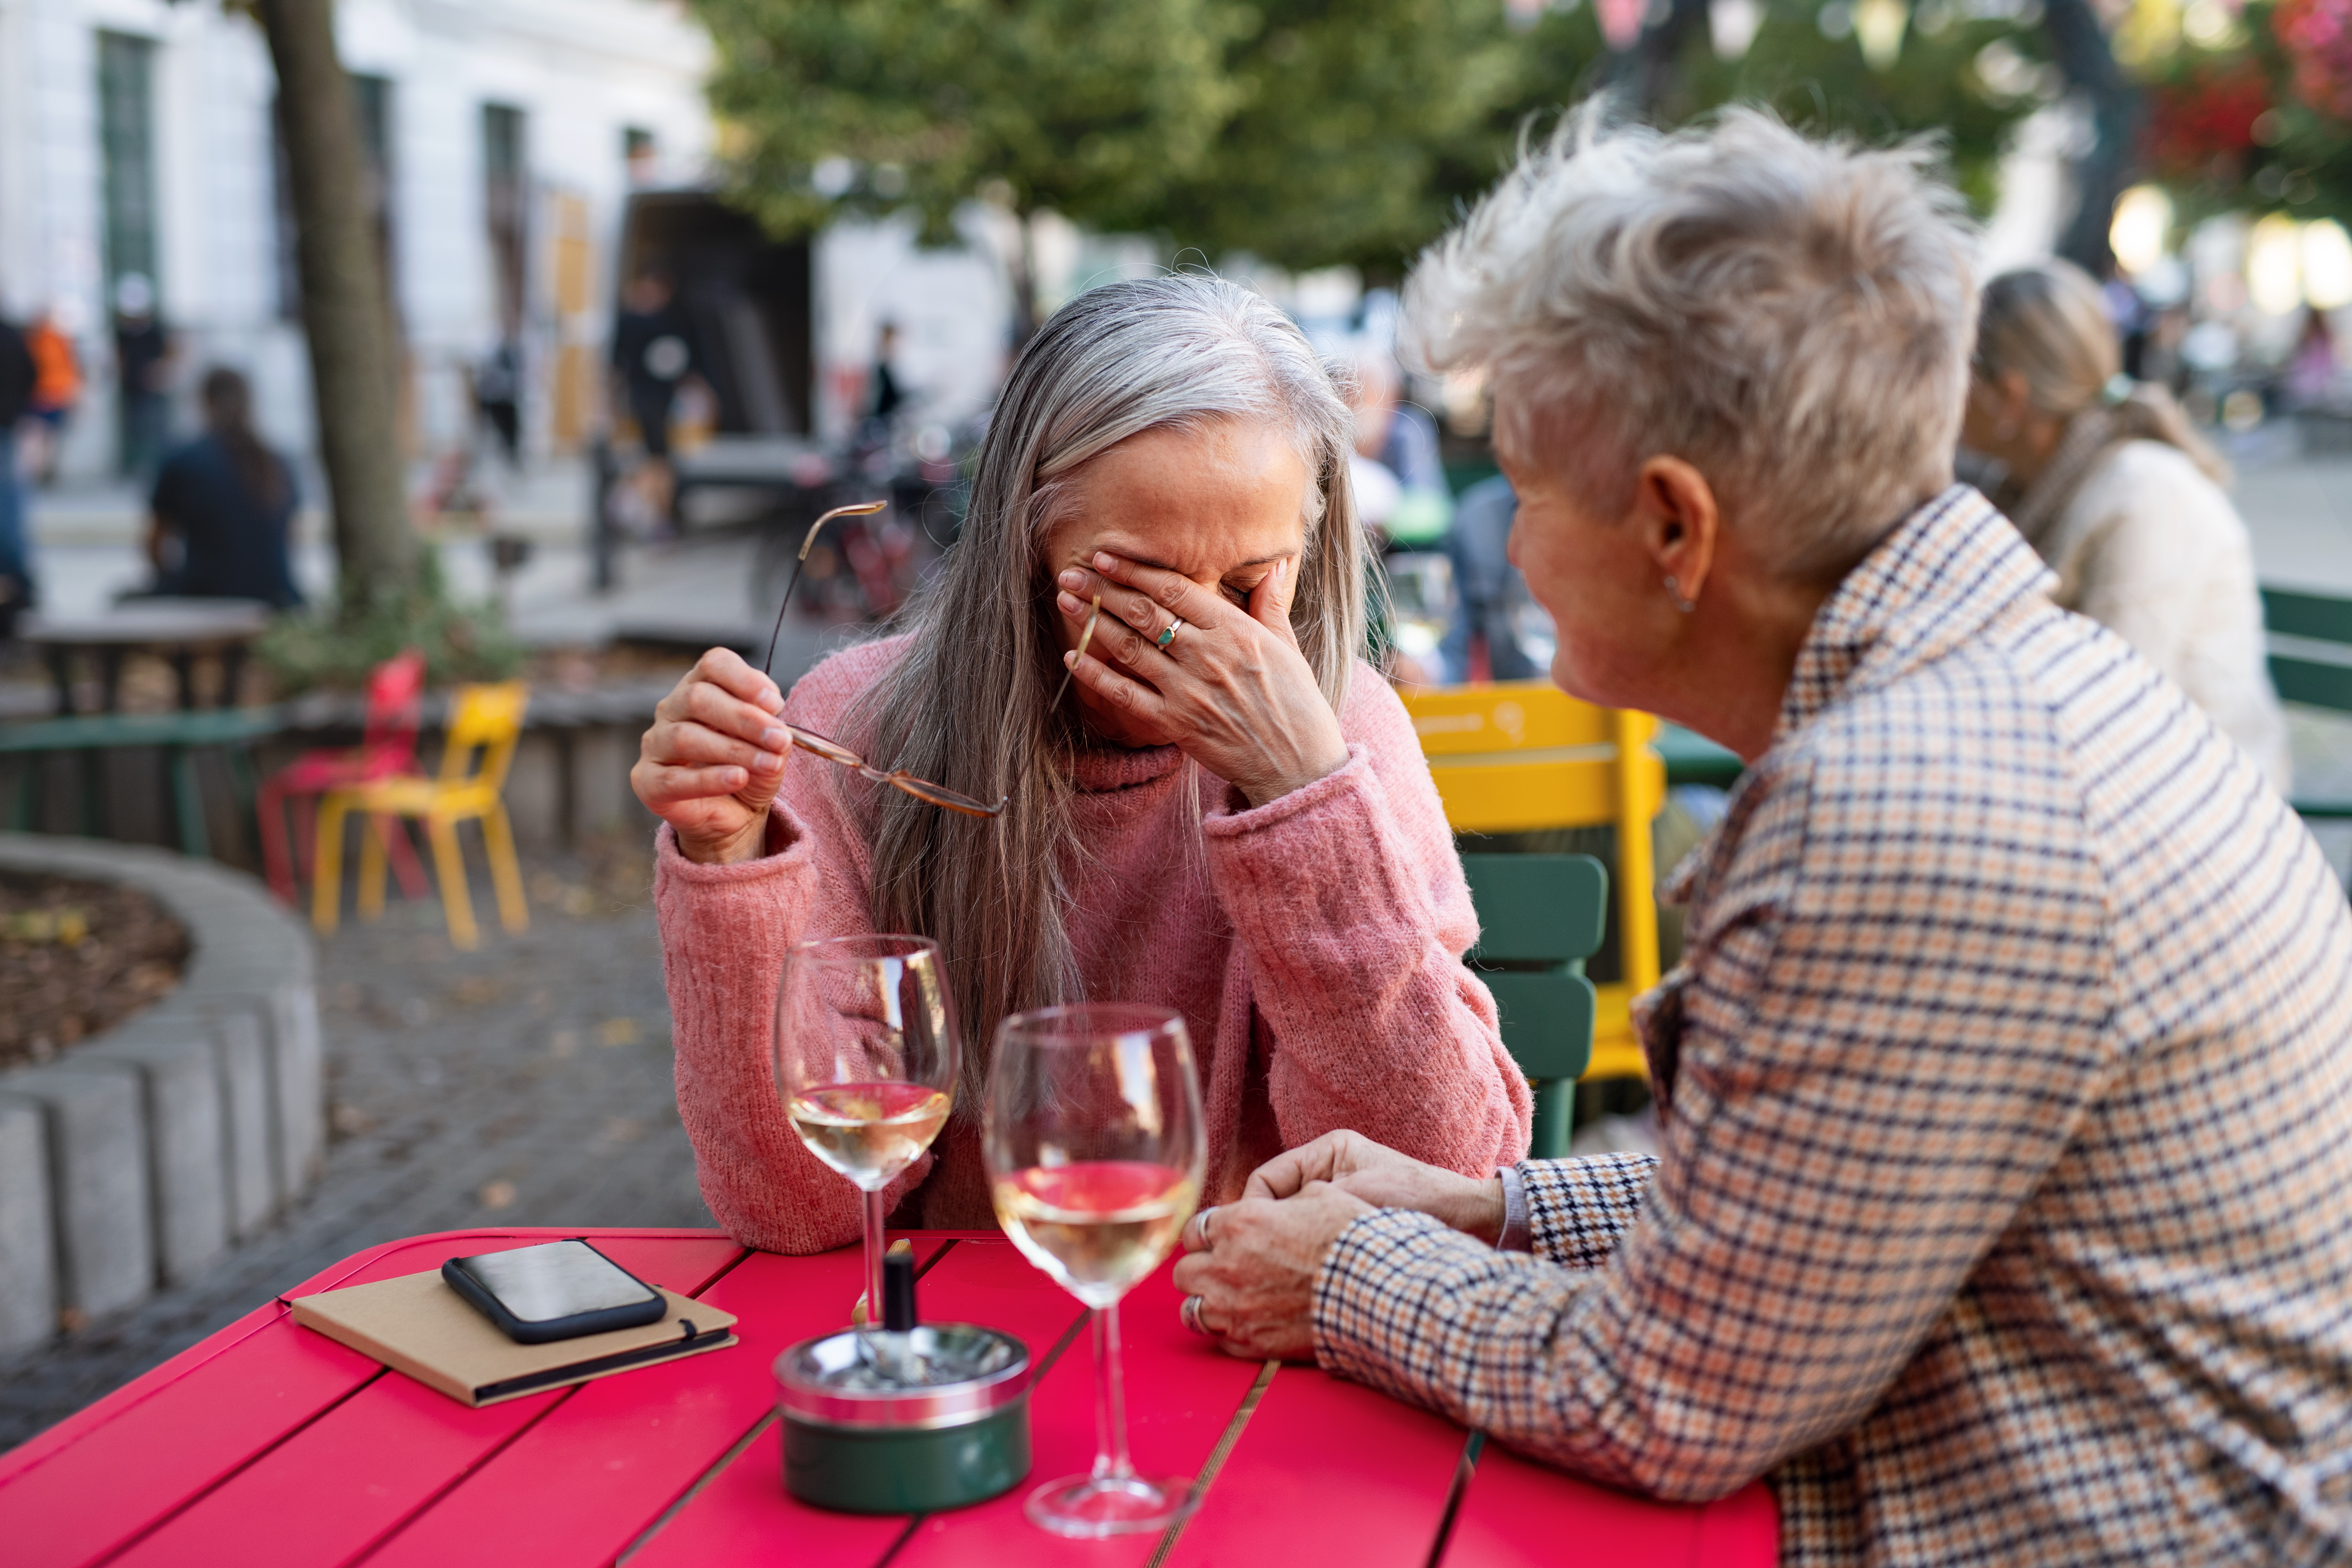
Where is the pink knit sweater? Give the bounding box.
[653,636,1530,1253]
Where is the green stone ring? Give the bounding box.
[1157,620,1183,649]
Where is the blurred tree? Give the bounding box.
[695,0,1249,336]
[245,0,418,610]
[1477,0,2044,219]
[1150,0,1520,280]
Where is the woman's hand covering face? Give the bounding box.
[1045,419,1350,807]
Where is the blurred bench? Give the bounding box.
[2263,585,2352,821]
[0,708,284,858]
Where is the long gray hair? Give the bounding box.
[838,274,1365,1058]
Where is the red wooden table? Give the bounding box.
[0,1228,1776,1567]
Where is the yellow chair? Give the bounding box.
[313,682,531,949]
[1398,681,1663,1080]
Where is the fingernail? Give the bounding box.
[759,688,784,713]
[1057,591,1081,614]
[1093,551,1117,572]
[1057,568,1086,591]
[1064,651,1077,667]
[726,768,746,787]
[760,727,788,749]
[752,750,784,774]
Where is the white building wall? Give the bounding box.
[0,0,716,483]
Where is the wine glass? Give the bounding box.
[983,1004,1206,1538]
[776,934,960,1332]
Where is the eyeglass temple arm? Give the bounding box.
[760,499,889,678]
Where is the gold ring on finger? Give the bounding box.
[1157,619,1183,650]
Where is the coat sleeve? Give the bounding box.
[1200,669,1530,1177]
[1311,746,2116,1501]
[654,665,931,1254]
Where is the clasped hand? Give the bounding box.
[1171,1131,1507,1361]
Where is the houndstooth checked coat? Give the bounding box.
[1313,487,2352,1565]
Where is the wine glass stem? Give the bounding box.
[1090,1302,1136,1481]
[863,1187,886,1328]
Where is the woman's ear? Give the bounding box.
[1636,457,1721,608]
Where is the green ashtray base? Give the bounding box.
[783,1402,1032,1514]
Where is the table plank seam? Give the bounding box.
[1141,1358,1280,1568]
[78,1367,392,1568]
[613,1410,780,1566]
[678,1245,755,1299]
[343,1384,594,1568]
[1421,1429,1487,1568]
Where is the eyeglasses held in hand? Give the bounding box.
[782,722,1007,819]
[762,500,890,678]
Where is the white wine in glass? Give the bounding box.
[985,1004,1206,1538]
[775,935,959,1330]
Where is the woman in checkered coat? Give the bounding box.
[1172,106,2352,1567]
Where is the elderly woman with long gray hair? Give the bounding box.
[632,275,1529,1252]
[1172,111,2352,1565]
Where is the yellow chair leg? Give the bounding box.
[312,798,348,935]
[425,814,480,950]
[357,816,388,922]
[480,804,529,934]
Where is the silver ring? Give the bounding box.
[1156,619,1183,650]
[1181,1294,1210,1337]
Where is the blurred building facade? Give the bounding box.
[0,0,715,482]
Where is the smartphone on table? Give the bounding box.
[442,1239,666,1344]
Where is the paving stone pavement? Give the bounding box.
[0,843,715,1453]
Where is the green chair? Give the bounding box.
[2264,586,2352,821]
[1462,852,1609,1160]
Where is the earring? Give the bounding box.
[1663,574,1696,614]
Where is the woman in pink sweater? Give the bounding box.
[633,276,1530,1253]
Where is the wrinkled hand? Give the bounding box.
[1056,552,1349,807]
[631,648,793,865]
[1171,1184,1372,1361]
[1247,1130,1504,1244]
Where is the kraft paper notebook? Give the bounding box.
[287,1269,738,1408]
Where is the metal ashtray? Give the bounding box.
[775,1254,1031,1514]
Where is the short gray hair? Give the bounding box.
[1404,105,1978,580]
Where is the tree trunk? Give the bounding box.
[2042,0,2142,276]
[1010,208,1041,348]
[256,0,416,613]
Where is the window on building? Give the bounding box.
[624,126,656,186]
[484,104,529,331]
[97,31,159,306]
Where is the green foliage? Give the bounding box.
[695,0,1249,241]
[1152,0,1522,278]
[1471,3,2041,218]
[256,552,523,695]
[695,0,2042,283]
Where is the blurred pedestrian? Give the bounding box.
[869,319,906,424]
[473,333,524,468]
[1350,352,1450,548]
[0,310,36,627]
[112,273,172,478]
[1964,258,2289,790]
[2287,309,2340,409]
[139,368,302,608]
[24,305,82,485]
[611,269,697,523]
[1439,474,1539,683]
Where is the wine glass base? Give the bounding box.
[1023,1473,1197,1538]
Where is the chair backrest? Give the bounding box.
[438,682,530,792]
[1399,681,1666,1071]
[2264,586,2352,713]
[361,649,427,758]
[1461,853,1607,1158]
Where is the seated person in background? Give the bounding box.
[145,368,302,608]
[1440,474,1541,683]
[1173,109,2352,1566]
[1965,258,2289,789]
[632,275,1530,1254]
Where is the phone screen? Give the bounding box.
[457,1241,659,1323]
